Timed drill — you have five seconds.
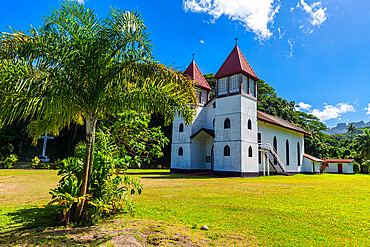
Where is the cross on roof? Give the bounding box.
[234,37,239,46]
[192,53,195,60]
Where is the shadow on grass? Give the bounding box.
[126,171,217,180]
[0,206,112,246]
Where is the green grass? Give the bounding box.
[0,169,369,246]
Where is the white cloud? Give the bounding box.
[311,103,355,121]
[69,0,85,4]
[365,103,370,115]
[286,38,294,57]
[298,0,327,27]
[183,0,280,40]
[277,27,285,39]
[296,102,311,111]
[200,40,205,44]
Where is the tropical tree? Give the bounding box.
[0,2,196,221]
[347,123,356,134]
[353,129,370,161]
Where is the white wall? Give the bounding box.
[205,99,216,130]
[326,163,338,173]
[326,163,354,174]
[171,143,191,169]
[302,157,321,173]
[258,122,304,173]
[171,104,215,171]
[214,95,258,173]
[344,163,354,173]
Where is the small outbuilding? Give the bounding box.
[302,153,323,174]
[324,159,355,174]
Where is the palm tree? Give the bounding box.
[347,123,356,134]
[353,129,370,161]
[0,2,196,221]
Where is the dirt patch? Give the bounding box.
[0,218,209,246]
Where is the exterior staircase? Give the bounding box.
[259,143,292,176]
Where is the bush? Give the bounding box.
[353,162,360,173]
[0,154,18,168]
[320,162,329,174]
[47,130,143,225]
[360,162,369,174]
[31,156,40,169]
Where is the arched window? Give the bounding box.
[297,142,301,166]
[178,147,183,156]
[224,118,231,129]
[179,123,184,132]
[213,118,215,127]
[248,146,253,157]
[286,140,290,166]
[248,119,252,130]
[224,145,230,156]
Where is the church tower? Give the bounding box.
[171,59,212,172]
[213,45,259,177]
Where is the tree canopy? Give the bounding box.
[0,1,197,222]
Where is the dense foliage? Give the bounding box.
[48,130,143,224]
[0,1,196,222]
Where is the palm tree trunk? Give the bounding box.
[74,116,97,222]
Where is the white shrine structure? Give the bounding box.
[170,45,323,177]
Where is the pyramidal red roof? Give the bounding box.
[214,46,259,80]
[183,60,212,91]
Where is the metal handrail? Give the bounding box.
[258,143,287,172]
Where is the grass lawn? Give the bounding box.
[0,169,369,246]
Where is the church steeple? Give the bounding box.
[215,45,259,98]
[183,60,212,91]
[214,45,259,80]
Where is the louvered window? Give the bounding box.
[242,75,249,93]
[250,78,256,97]
[218,77,227,95]
[229,75,239,93]
[195,88,202,103]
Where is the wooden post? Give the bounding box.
[263,151,265,176]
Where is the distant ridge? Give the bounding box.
[325,121,370,134]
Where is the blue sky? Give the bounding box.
[1,0,369,127]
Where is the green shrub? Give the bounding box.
[0,154,18,168]
[47,130,143,225]
[31,157,40,169]
[353,162,360,173]
[360,162,369,174]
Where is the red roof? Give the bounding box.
[183,60,211,91]
[324,159,355,163]
[214,46,259,80]
[257,111,310,135]
[304,153,324,162]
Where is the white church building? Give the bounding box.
[170,45,321,177]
